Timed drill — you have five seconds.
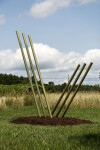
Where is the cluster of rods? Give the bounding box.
[16,31,93,118]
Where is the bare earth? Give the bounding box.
[11,116,93,126]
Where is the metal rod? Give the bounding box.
[52,64,80,115]
[28,35,52,118]
[22,33,46,117]
[56,63,86,117]
[16,30,41,117]
[62,62,93,117]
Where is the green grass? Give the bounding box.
[0,106,100,150]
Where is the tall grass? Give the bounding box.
[0,102,6,110]
[23,95,34,106]
[0,96,23,109]
[45,92,100,109]
[0,92,100,109]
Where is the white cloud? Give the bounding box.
[0,43,100,84]
[78,0,96,5]
[29,0,72,18]
[29,0,97,18]
[0,14,6,25]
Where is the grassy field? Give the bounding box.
[0,92,100,150]
[0,106,100,150]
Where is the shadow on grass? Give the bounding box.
[68,133,100,150]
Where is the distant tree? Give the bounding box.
[46,82,56,92]
[0,73,29,85]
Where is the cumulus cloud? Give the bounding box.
[0,14,6,25]
[29,0,97,18]
[0,43,100,84]
[29,0,72,18]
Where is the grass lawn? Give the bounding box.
[0,106,100,150]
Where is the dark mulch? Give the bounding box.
[11,116,93,126]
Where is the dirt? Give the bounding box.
[11,116,93,126]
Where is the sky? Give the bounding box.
[0,0,100,85]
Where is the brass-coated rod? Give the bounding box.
[52,64,80,115]
[16,30,41,117]
[28,35,52,118]
[56,63,86,117]
[22,33,46,117]
[62,62,93,117]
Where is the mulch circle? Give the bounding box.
[11,116,93,126]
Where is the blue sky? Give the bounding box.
[0,0,100,84]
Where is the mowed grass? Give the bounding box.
[0,105,100,150]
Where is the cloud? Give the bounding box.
[0,44,81,72]
[0,14,6,25]
[29,0,72,18]
[78,0,97,5]
[28,0,97,18]
[0,43,100,84]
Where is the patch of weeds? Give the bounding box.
[23,95,34,106]
[5,98,23,109]
[12,99,23,109]
[0,102,6,110]
[5,98,13,106]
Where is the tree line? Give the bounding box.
[0,73,100,92]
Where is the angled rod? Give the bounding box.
[52,64,80,115]
[16,30,41,117]
[22,33,46,117]
[62,62,93,117]
[56,63,86,117]
[28,35,52,118]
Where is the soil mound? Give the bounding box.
[11,116,93,126]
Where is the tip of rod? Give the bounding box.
[90,62,93,65]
